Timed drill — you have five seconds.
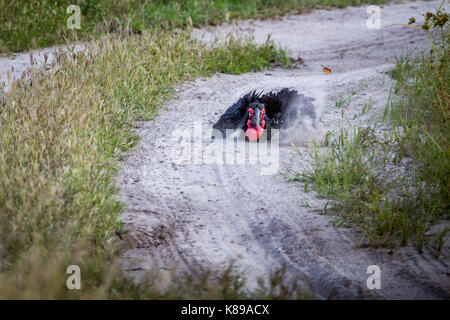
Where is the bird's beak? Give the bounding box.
[246,107,264,141]
[253,108,261,128]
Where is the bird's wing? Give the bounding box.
[261,88,298,118]
[212,91,262,135]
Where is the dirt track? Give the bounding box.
[118,1,450,299]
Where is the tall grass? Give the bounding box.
[387,4,449,249]
[0,0,389,53]
[0,29,298,298]
[296,4,449,250]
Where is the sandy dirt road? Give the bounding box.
[118,1,450,299]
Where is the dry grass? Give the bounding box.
[0,29,297,298]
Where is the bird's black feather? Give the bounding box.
[212,88,298,139]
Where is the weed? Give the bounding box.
[296,2,449,250]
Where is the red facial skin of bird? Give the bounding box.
[246,126,264,141]
[245,108,265,141]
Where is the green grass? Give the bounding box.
[295,126,402,246]
[334,88,360,108]
[0,28,307,298]
[295,4,449,251]
[0,0,389,54]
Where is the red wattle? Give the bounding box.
[246,127,264,141]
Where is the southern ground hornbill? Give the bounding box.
[212,88,304,141]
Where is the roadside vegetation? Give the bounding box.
[0,0,389,54]
[0,25,305,298]
[296,3,449,252]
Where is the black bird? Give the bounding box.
[212,88,299,141]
